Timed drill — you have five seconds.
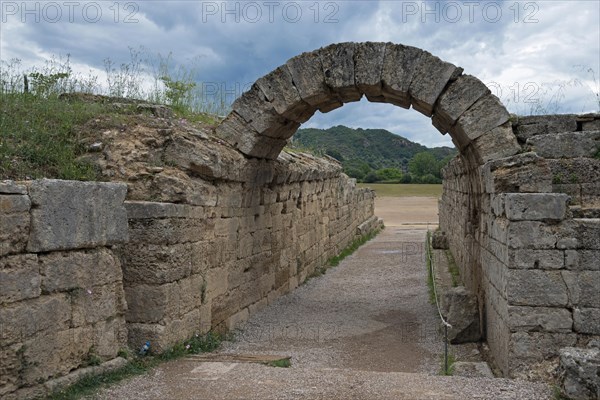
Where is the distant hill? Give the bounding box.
[291,125,457,181]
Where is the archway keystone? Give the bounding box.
[215,42,521,164]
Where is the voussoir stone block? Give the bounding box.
[451,94,511,146]
[227,86,298,138]
[381,43,424,109]
[255,65,315,124]
[432,75,490,133]
[409,51,462,117]
[505,193,569,221]
[216,113,292,159]
[354,42,387,101]
[240,134,290,160]
[286,50,333,108]
[27,180,128,252]
[319,42,362,103]
[470,123,521,165]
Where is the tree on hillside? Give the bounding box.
[408,152,439,178]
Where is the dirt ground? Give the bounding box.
[374,197,439,228]
[92,197,551,400]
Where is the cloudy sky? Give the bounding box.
[1,0,598,147]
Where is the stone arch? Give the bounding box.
[215,41,521,165]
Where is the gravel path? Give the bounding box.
[93,221,552,399]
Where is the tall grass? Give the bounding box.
[0,47,233,115]
[0,48,231,180]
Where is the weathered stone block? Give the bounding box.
[286,50,332,107]
[206,267,229,300]
[558,347,600,400]
[71,282,125,327]
[21,326,94,385]
[508,306,573,333]
[527,130,600,159]
[27,180,128,252]
[507,221,557,249]
[0,294,71,346]
[319,42,362,102]
[255,65,314,124]
[165,309,202,346]
[354,42,387,100]
[514,114,577,139]
[565,250,600,271]
[483,153,552,194]
[0,194,30,213]
[510,331,577,367]
[409,52,462,116]
[514,123,546,143]
[442,286,481,343]
[125,283,177,324]
[0,343,21,396]
[507,270,569,306]
[92,318,127,359]
[562,270,600,307]
[432,75,490,133]
[575,219,600,249]
[39,248,121,293]
[573,308,600,334]
[0,254,40,304]
[469,122,521,164]
[215,112,293,159]
[505,193,568,221]
[381,43,423,108]
[451,94,510,145]
[125,201,206,219]
[241,133,290,160]
[508,249,564,269]
[128,217,213,245]
[228,85,295,137]
[121,242,194,285]
[163,135,240,182]
[0,181,27,194]
[0,212,30,256]
[147,172,218,207]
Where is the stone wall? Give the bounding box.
[439,114,600,379]
[0,180,129,399]
[122,151,379,352]
[0,152,379,398]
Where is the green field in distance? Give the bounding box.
[357,183,443,198]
